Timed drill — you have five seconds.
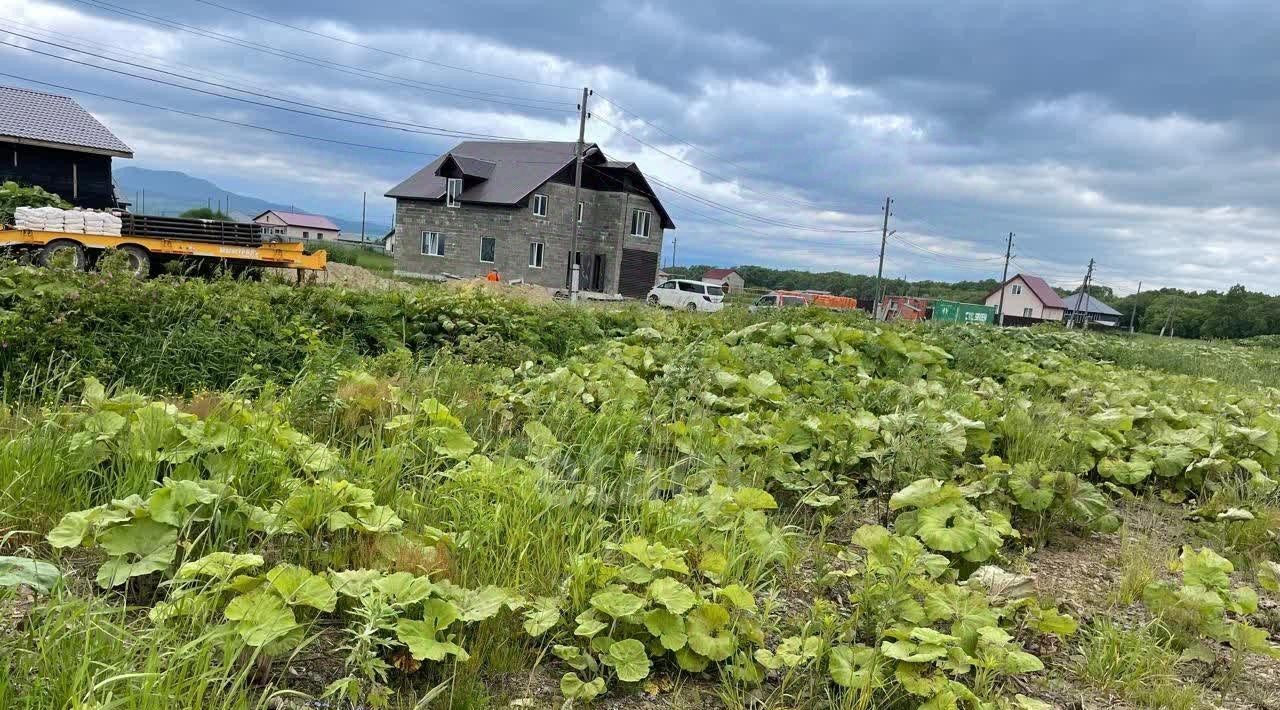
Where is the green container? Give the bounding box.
[932,300,995,324]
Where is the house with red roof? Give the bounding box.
[701,268,744,294]
[253,210,341,242]
[983,273,1067,322]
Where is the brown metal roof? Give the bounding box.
[986,273,1068,309]
[386,140,674,229]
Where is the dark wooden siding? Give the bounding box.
[618,248,659,298]
[0,141,118,208]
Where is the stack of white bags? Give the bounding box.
[14,206,122,236]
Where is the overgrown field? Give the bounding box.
[2,266,1280,709]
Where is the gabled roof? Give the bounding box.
[703,268,739,279]
[253,210,340,231]
[386,140,674,229]
[1063,291,1122,316]
[0,85,133,158]
[987,273,1067,309]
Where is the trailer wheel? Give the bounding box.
[114,245,151,279]
[40,240,87,271]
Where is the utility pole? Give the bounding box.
[1129,281,1142,334]
[361,192,367,242]
[567,86,590,301]
[997,232,1014,326]
[874,196,893,320]
[1071,258,1095,329]
[671,234,678,269]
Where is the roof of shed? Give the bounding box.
[0,85,133,157]
[1063,291,1122,316]
[253,210,340,231]
[703,268,739,279]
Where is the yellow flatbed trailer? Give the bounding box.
[0,228,327,276]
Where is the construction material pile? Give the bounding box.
[14,207,122,236]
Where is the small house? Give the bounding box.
[253,210,341,241]
[702,268,744,294]
[381,227,396,254]
[984,273,1067,322]
[1062,291,1123,327]
[0,85,133,208]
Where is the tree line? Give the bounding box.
[671,264,1280,340]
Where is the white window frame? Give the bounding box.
[446,178,463,208]
[421,231,445,257]
[630,208,652,237]
[479,236,496,264]
[1011,284,1023,295]
[528,241,544,269]
[577,201,585,223]
[1022,307,1034,317]
[532,193,548,217]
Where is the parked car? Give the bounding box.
[749,290,859,313]
[647,279,725,312]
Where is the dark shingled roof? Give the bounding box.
[1063,291,1122,316]
[986,273,1068,309]
[386,140,673,228]
[0,85,133,157]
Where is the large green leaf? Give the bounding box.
[686,603,737,661]
[46,510,92,549]
[648,578,697,614]
[1181,546,1233,591]
[176,552,264,581]
[266,565,337,612]
[395,618,468,662]
[606,638,651,682]
[0,556,61,593]
[560,673,605,701]
[98,518,177,557]
[590,590,646,618]
[643,608,688,650]
[224,591,297,647]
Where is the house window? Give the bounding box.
[630,209,651,237]
[303,231,310,239]
[421,231,445,256]
[532,194,548,217]
[480,236,496,263]
[1011,284,1023,295]
[1022,307,1033,317]
[528,241,544,268]
[577,202,585,223]
[446,178,463,208]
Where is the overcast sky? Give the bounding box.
[7,0,1280,294]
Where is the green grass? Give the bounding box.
[317,241,394,276]
[1073,619,1204,709]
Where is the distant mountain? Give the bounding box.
[113,167,390,240]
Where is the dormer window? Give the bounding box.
[446,178,463,208]
[1011,284,1023,295]
[532,194,548,217]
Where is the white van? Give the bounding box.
[646,279,726,312]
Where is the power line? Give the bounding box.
[644,174,883,235]
[0,72,442,157]
[591,113,853,216]
[891,233,1006,264]
[593,92,761,180]
[188,0,580,91]
[65,0,575,112]
[0,38,561,144]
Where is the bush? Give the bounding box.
[0,181,71,225]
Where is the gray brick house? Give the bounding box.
[386,140,674,297]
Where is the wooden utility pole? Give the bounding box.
[997,232,1014,326]
[361,191,367,242]
[1129,281,1142,334]
[874,196,893,320]
[1072,258,1095,329]
[567,87,590,300]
